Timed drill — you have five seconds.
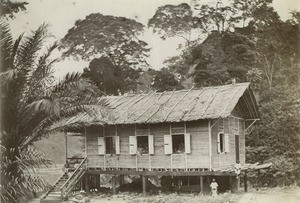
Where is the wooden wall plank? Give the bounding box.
[85,120,215,170]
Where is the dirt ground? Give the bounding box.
[239,186,300,203]
[26,167,300,203]
[83,186,300,203]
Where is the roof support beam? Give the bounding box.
[245,119,260,134]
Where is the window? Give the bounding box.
[218,133,225,153]
[218,132,229,153]
[137,136,149,154]
[164,133,191,154]
[172,134,185,154]
[105,137,116,154]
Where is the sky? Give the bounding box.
[8,0,300,79]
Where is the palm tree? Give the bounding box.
[0,22,106,202]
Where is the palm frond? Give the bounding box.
[51,72,83,93]
[34,42,59,78]
[25,98,60,116]
[13,24,50,103]
[16,23,49,69]
[10,33,24,68]
[17,146,53,171]
[0,21,13,49]
[0,68,17,87]
[0,21,14,72]
[20,42,59,107]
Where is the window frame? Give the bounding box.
[134,124,154,155]
[171,133,186,154]
[136,135,149,155]
[217,132,225,154]
[105,136,116,155]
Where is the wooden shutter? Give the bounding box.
[224,134,230,153]
[148,135,154,155]
[97,137,105,155]
[217,133,221,153]
[164,135,172,155]
[115,136,120,154]
[184,133,191,154]
[129,136,137,155]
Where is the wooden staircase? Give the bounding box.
[40,158,87,203]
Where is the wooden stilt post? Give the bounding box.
[200,176,203,194]
[97,174,101,190]
[230,176,240,193]
[112,175,116,195]
[65,132,68,165]
[229,176,232,191]
[244,171,248,192]
[119,174,125,186]
[142,175,147,197]
[84,174,90,194]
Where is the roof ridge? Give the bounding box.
[101,83,250,99]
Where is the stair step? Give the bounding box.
[41,163,86,202]
[50,191,61,194]
[44,196,61,199]
[41,198,62,203]
[46,196,61,199]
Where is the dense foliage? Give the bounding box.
[82,57,141,95]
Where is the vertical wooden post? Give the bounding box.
[84,174,90,194]
[142,175,147,197]
[244,171,248,192]
[200,176,203,194]
[119,174,125,186]
[112,175,116,195]
[229,176,232,191]
[230,176,240,193]
[208,120,212,171]
[65,132,68,164]
[96,174,101,190]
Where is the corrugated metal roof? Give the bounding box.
[52,82,259,130]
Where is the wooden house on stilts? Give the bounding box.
[41,82,260,202]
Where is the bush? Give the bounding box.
[247,155,300,187]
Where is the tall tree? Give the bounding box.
[194,1,237,34]
[0,23,106,202]
[0,0,28,18]
[82,57,140,95]
[60,13,150,70]
[148,3,201,47]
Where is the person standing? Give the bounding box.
[210,178,218,197]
